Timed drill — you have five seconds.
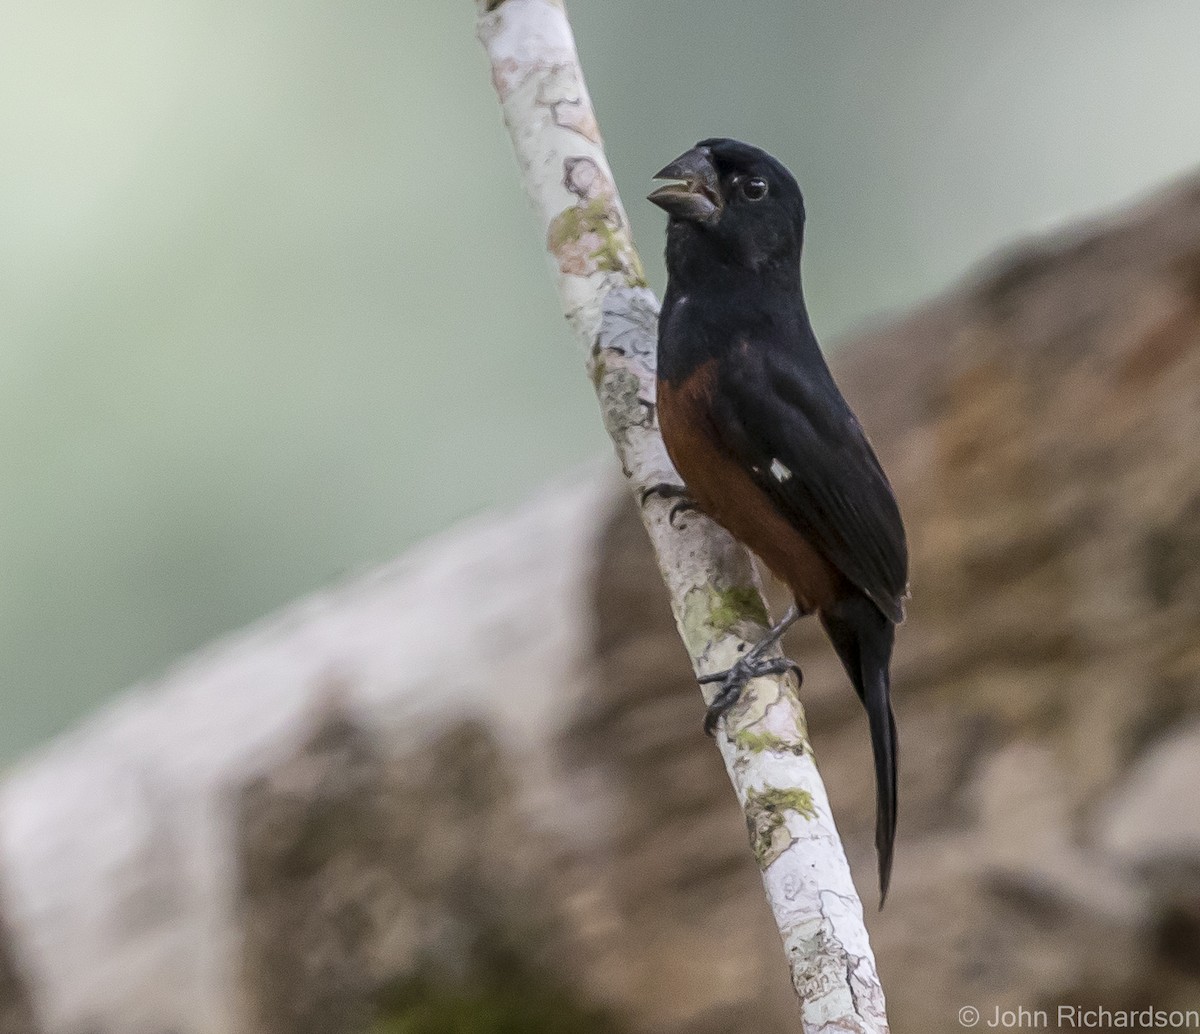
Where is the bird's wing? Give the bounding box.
[713,347,909,622]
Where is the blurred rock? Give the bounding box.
[0,911,40,1034]
[237,711,572,1034]
[5,174,1200,1031]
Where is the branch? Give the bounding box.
[474,2,889,1031]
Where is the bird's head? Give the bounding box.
[648,138,806,280]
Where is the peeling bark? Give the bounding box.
[474,2,889,1030]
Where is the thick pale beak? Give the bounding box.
[647,146,722,223]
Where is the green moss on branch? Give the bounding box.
[744,786,817,868]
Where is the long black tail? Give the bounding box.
[819,593,898,907]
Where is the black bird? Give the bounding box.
[647,138,909,903]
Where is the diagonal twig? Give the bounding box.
[475,2,890,1030]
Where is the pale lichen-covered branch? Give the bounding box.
[475,2,889,1030]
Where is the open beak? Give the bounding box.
[647,146,722,223]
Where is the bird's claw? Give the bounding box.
[640,482,700,527]
[700,655,803,736]
[668,499,700,528]
[640,481,689,505]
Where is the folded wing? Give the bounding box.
[712,347,909,623]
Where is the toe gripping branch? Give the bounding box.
[637,484,802,733]
[639,481,701,528]
[699,604,802,735]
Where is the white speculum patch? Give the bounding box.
[770,458,793,482]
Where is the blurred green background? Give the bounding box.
[3,0,1198,763]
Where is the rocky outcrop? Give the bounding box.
[5,174,1200,1032]
[0,911,40,1034]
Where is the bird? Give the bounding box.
[646,138,909,903]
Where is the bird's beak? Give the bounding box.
[648,146,722,223]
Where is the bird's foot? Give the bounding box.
[697,603,803,735]
[640,482,700,528]
[640,481,689,504]
[699,655,803,735]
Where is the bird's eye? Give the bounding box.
[741,176,769,201]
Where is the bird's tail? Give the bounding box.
[819,594,898,907]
